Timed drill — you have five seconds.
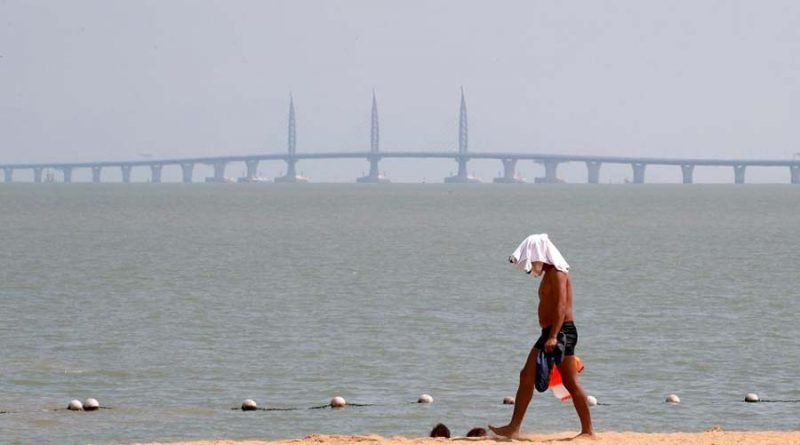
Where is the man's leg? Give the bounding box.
[557,356,594,437]
[489,346,539,438]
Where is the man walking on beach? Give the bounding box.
[489,234,594,439]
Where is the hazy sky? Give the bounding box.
[1,1,799,182]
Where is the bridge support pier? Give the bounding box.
[275,159,297,183]
[357,156,389,183]
[3,167,12,183]
[534,160,560,183]
[91,166,102,183]
[681,164,695,184]
[150,164,162,183]
[632,163,646,184]
[586,161,601,184]
[494,158,523,183]
[245,160,259,180]
[445,157,474,183]
[33,167,43,183]
[790,165,799,184]
[276,158,306,183]
[62,167,73,183]
[121,165,132,183]
[734,165,746,184]
[181,163,194,183]
[210,161,227,182]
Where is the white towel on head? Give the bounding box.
[509,233,570,274]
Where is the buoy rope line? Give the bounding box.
[231,407,298,411]
[0,407,112,414]
[5,397,799,413]
[309,403,373,409]
[54,407,112,411]
[746,399,800,403]
[231,404,373,411]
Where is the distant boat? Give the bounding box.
[204,176,235,183]
[274,174,309,183]
[356,174,390,183]
[237,176,271,183]
[534,177,565,184]
[444,174,481,183]
[493,175,525,184]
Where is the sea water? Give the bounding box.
[1,184,798,444]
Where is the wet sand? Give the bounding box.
[134,430,800,445]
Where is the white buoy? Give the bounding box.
[67,400,83,411]
[666,394,680,404]
[745,393,760,403]
[330,396,346,408]
[418,394,434,404]
[586,395,598,406]
[83,398,99,411]
[503,396,515,405]
[241,399,258,411]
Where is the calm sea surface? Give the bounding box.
[1,184,799,444]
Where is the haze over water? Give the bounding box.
[3,1,800,184]
[1,184,799,444]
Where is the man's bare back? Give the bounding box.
[537,265,574,330]
[489,259,593,440]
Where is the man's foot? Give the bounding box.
[488,424,519,439]
[570,432,596,440]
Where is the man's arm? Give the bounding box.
[544,271,568,352]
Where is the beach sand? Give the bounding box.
[136,430,800,445]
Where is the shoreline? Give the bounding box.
[134,431,800,445]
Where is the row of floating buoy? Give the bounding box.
[242,392,767,410]
[242,394,430,410]
[503,395,599,407]
[664,393,762,404]
[57,392,767,413]
[67,398,100,411]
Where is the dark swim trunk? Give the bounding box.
[534,321,578,356]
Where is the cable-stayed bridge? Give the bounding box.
[2,91,799,184]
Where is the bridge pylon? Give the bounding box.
[275,158,308,183]
[357,92,389,183]
[275,95,308,183]
[445,89,479,183]
[445,155,479,183]
[791,165,800,184]
[357,155,389,183]
[3,167,12,183]
[33,167,43,183]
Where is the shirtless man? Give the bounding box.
[489,234,594,439]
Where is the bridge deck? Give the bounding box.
[2,152,799,169]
